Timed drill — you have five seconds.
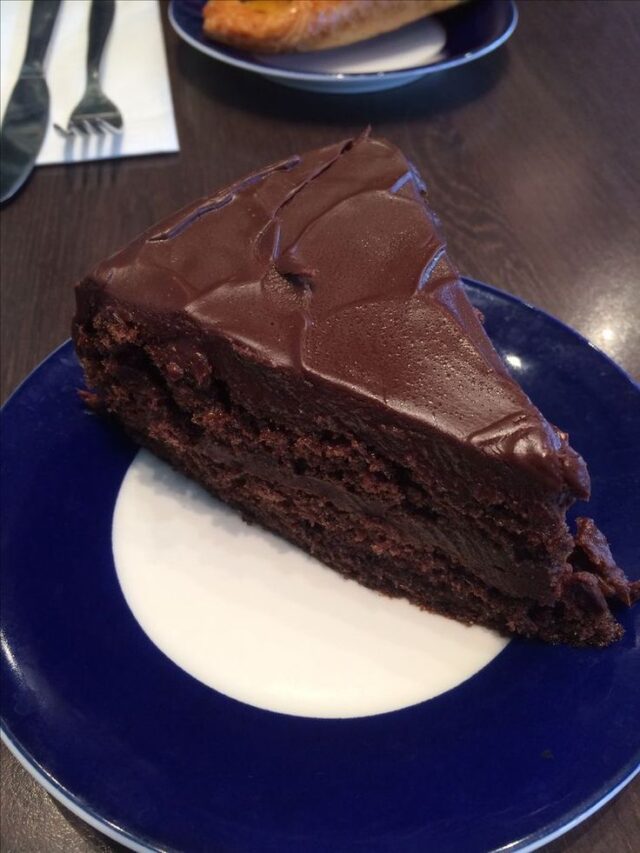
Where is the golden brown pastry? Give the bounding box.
[202,0,463,54]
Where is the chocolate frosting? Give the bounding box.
[89,132,589,497]
[570,517,640,606]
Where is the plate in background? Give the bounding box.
[1,279,639,852]
[168,0,518,93]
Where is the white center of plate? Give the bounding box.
[113,451,508,718]
[254,18,446,74]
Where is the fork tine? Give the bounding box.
[72,120,92,135]
[101,117,124,135]
[54,123,73,138]
[94,118,114,135]
[109,119,124,135]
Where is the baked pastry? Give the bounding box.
[73,132,639,646]
[202,0,463,53]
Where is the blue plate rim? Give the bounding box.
[167,0,518,83]
[1,729,153,853]
[1,277,639,853]
[4,724,638,853]
[467,280,640,392]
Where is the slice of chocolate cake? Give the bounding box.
[73,132,638,646]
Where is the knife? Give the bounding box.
[0,0,62,204]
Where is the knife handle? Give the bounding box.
[86,0,116,85]
[23,0,62,72]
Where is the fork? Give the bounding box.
[55,0,123,137]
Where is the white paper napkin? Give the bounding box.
[0,0,179,164]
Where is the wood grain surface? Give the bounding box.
[1,1,638,850]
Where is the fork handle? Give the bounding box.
[86,0,115,85]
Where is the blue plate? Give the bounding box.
[1,279,639,853]
[169,0,518,93]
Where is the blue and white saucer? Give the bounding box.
[169,0,518,93]
[1,280,639,852]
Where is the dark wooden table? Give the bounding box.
[1,1,639,850]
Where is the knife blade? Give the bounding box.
[0,0,62,204]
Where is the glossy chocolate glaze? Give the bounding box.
[87,132,589,497]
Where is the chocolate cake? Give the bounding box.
[73,132,638,646]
